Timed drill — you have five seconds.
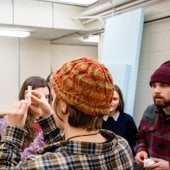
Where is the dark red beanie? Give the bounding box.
[150,60,170,86]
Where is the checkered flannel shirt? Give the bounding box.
[0,115,133,170]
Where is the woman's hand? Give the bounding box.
[30,90,53,118]
[7,100,29,128]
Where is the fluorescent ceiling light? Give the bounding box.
[82,35,99,43]
[41,0,98,6]
[0,29,30,38]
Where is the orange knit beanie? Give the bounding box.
[51,57,114,116]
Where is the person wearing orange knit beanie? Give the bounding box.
[0,57,133,169]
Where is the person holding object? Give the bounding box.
[0,57,133,169]
[135,60,170,170]
[0,76,50,155]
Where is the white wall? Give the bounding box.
[19,39,51,85]
[51,44,98,70]
[0,37,19,111]
[134,19,170,126]
[0,37,52,111]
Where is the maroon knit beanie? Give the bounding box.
[150,60,170,85]
[51,57,114,116]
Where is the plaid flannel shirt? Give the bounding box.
[0,115,133,170]
[135,104,170,161]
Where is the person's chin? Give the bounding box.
[154,100,164,107]
[155,101,170,108]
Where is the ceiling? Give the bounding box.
[37,0,99,7]
[1,0,163,46]
[26,0,135,45]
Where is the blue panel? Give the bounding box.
[100,8,144,115]
[105,64,130,102]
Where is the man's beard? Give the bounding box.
[153,96,170,108]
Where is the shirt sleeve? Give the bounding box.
[0,115,63,169]
[126,116,138,155]
[0,126,27,168]
[116,136,134,170]
[38,114,62,144]
[134,107,151,154]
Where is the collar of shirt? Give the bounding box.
[103,111,120,122]
[155,106,170,121]
[38,129,118,155]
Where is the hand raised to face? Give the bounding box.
[7,100,29,128]
[30,90,53,119]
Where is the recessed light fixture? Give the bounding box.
[0,29,30,38]
[82,35,99,43]
[40,0,98,6]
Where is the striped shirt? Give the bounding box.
[0,115,133,170]
[135,104,170,161]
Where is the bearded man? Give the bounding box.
[135,60,170,170]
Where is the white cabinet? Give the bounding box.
[0,0,13,24]
[14,0,53,27]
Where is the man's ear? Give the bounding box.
[59,100,67,115]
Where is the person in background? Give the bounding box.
[102,84,137,155]
[0,76,50,160]
[135,60,170,170]
[0,57,133,169]
[21,74,53,160]
[19,76,50,135]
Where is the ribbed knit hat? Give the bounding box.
[51,57,114,116]
[150,60,170,85]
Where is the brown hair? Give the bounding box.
[19,76,49,149]
[46,73,53,104]
[53,97,103,131]
[67,106,103,130]
[114,84,124,113]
